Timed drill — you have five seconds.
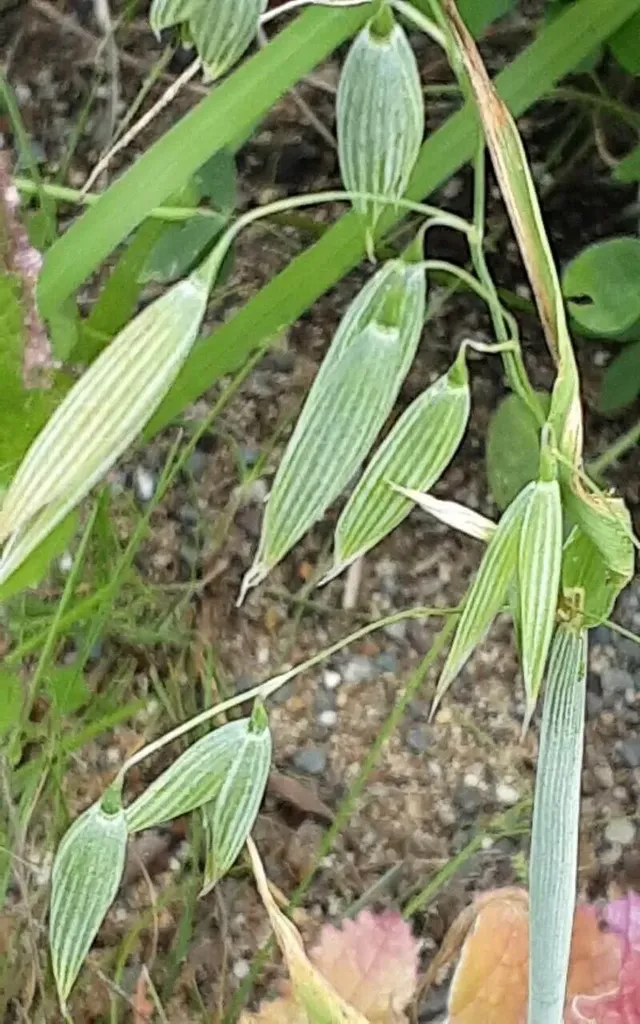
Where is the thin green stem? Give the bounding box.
[117,605,458,783]
[13,177,223,223]
[390,0,447,47]
[588,419,640,477]
[605,619,640,646]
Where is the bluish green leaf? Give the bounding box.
[609,9,640,72]
[528,624,587,1024]
[597,341,640,413]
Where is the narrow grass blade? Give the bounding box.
[0,268,212,583]
[337,9,423,249]
[434,480,533,710]
[49,791,128,1011]
[528,625,587,1024]
[125,718,250,832]
[201,702,272,894]
[331,350,470,575]
[518,433,562,725]
[241,320,408,595]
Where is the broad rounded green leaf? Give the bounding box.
[331,351,470,574]
[337,10,423,248]
[597,341,640,413]
[49,795,128,1010]
[202,702,271,893]
[562,237,640,337]
[485,391,550,510]
[529,625,587,1024]
[614,143,640,184]
[609,9,640,73]
[125,718,250,832]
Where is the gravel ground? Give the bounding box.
[2,2,640,1020]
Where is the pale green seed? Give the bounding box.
[125,718,249,833]
[337,11,424,246]
[332,354,470,574]
[190,0,267,80]
[50,796,128,1010]
[518,475,562,724]
[0,272,211,586]
[201,704,271,894]
[434,481,534,709]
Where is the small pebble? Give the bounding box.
[233,959,250,981]
[620,738,640,768]
[496,783,519,806]
[454,783,488,815]
[406,725,434,754]
[185,449,207,479]
[600,841,623,867]
[58,551,73,573]
[343,655,375,685]
[318,709,337,729]
[134,466,155,502]
[376,651,398,673]
[605,817,636,846]
[593,762,614,789]
[601,667,634,697]
[323,669,342,691]
[383,621,407,642]
[293,747,327,776]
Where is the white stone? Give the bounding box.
[323,669,342,690]
[605,817,636,846]
[496,783,519,806]
[134,465,155,502]
[319,709,337,728]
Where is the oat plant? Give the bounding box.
[2,0,640,1019]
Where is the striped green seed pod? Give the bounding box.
[201,701,271,894]
[0,268,213,588]
[241,320,406,597]
[50,790,128,1011]
[313,257,426,399]
[331,348,470,577]
[518,426,563,725]
[433,480,534,712]
[192,0,267,80]
[149,0,196,37]
[337,6,424,250]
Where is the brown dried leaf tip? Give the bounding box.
[0,145,56,389]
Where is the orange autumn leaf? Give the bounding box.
[447,889,623,1024]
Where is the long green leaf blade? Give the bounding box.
[49,795,128,1011]
[125,718,250,833]
[202,703,272,894]
[434,481,533,709]
[528,625,587,1024]
[332,352,470,575]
